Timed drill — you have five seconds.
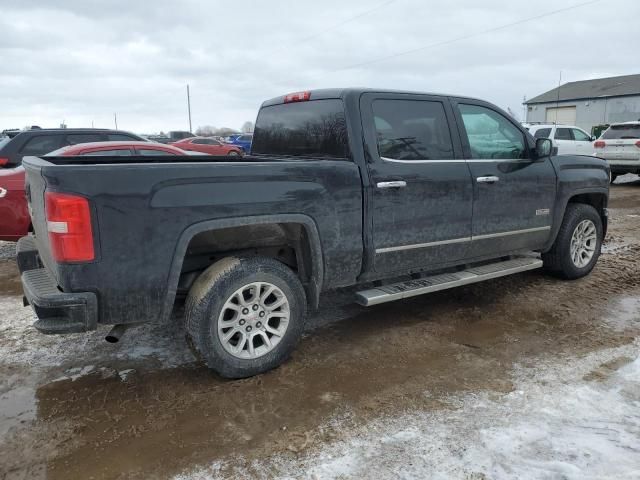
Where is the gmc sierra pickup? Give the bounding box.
[18,88,609,378]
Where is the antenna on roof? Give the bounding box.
[554,71,562,124]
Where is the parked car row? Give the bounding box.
[0,128,145,167]
[525,121,640,182]
[0,127,248,241]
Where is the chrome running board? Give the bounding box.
[356,257,543,306]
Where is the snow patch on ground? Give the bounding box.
[0,294,195,371]
[603,296,640,331]
[177,343,640,480]
[0,241,15,260]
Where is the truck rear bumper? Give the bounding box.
[18,236,98,334]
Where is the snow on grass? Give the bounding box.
[176,343,640,480]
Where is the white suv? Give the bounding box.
[526,124,595,156]
[593,121,640,182]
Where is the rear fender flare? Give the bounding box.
[160,214,324,322]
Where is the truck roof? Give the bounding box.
[261,88,480,107]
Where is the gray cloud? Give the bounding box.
[0,0,637,133]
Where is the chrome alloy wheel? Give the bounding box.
[217,282,290,359]
[570,219,597,268]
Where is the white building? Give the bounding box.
[524,74,640,134]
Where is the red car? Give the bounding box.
[0,141,188,241]
[170,137,243,156]
[47,141,190,157]
[0,166,28,241]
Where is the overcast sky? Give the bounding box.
[0,0,637,134]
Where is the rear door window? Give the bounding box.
[19,135,63,155]
[252,99,349,158]
[533,128,551,139]
[554,128,573,140]
[571,128,591,141]
[64,133,103,145]
[372,99,454,160]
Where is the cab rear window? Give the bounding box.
[602,124,640,139]
[252,99,349,158]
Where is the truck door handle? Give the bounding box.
[0,187,6,198]
[376,181,407,189]
[476,176,500,184]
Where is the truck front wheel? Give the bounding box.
[185,256,306,378]
[542,203,603,279]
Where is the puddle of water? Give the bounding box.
[0,259,22,297]
[0,384,37,438]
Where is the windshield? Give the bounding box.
[252,99,349,158]
[601,124,640,139]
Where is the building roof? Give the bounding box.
[525,73,640,105]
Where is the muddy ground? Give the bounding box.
[1,178,639,479]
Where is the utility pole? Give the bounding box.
[114,113,118,130]
[522,95,527,122]
[186,84,193,133]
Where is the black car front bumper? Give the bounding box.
[17,236,98,334]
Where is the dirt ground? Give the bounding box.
[1,178,639,480]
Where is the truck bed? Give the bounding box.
[23,155,364,326]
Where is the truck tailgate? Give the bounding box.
[23,157,58,282]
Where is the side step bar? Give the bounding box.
[356,257,543,307]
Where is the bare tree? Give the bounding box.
[195,125,216,136]
[215,127,240,137]
[241,121,254,133]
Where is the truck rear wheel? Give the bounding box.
[185,256,306,378]
[542,203,602,279]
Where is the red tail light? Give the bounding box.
[635,140,640,148]
[283,91,311,103]
[594,140,606,148]
[45,191,94,262]
[0,157,9,166]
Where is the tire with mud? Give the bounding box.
[185,256,306,378]
[542,203,603,279]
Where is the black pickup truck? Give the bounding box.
[18,88,609,378]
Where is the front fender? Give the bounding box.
[543,155,609,251]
